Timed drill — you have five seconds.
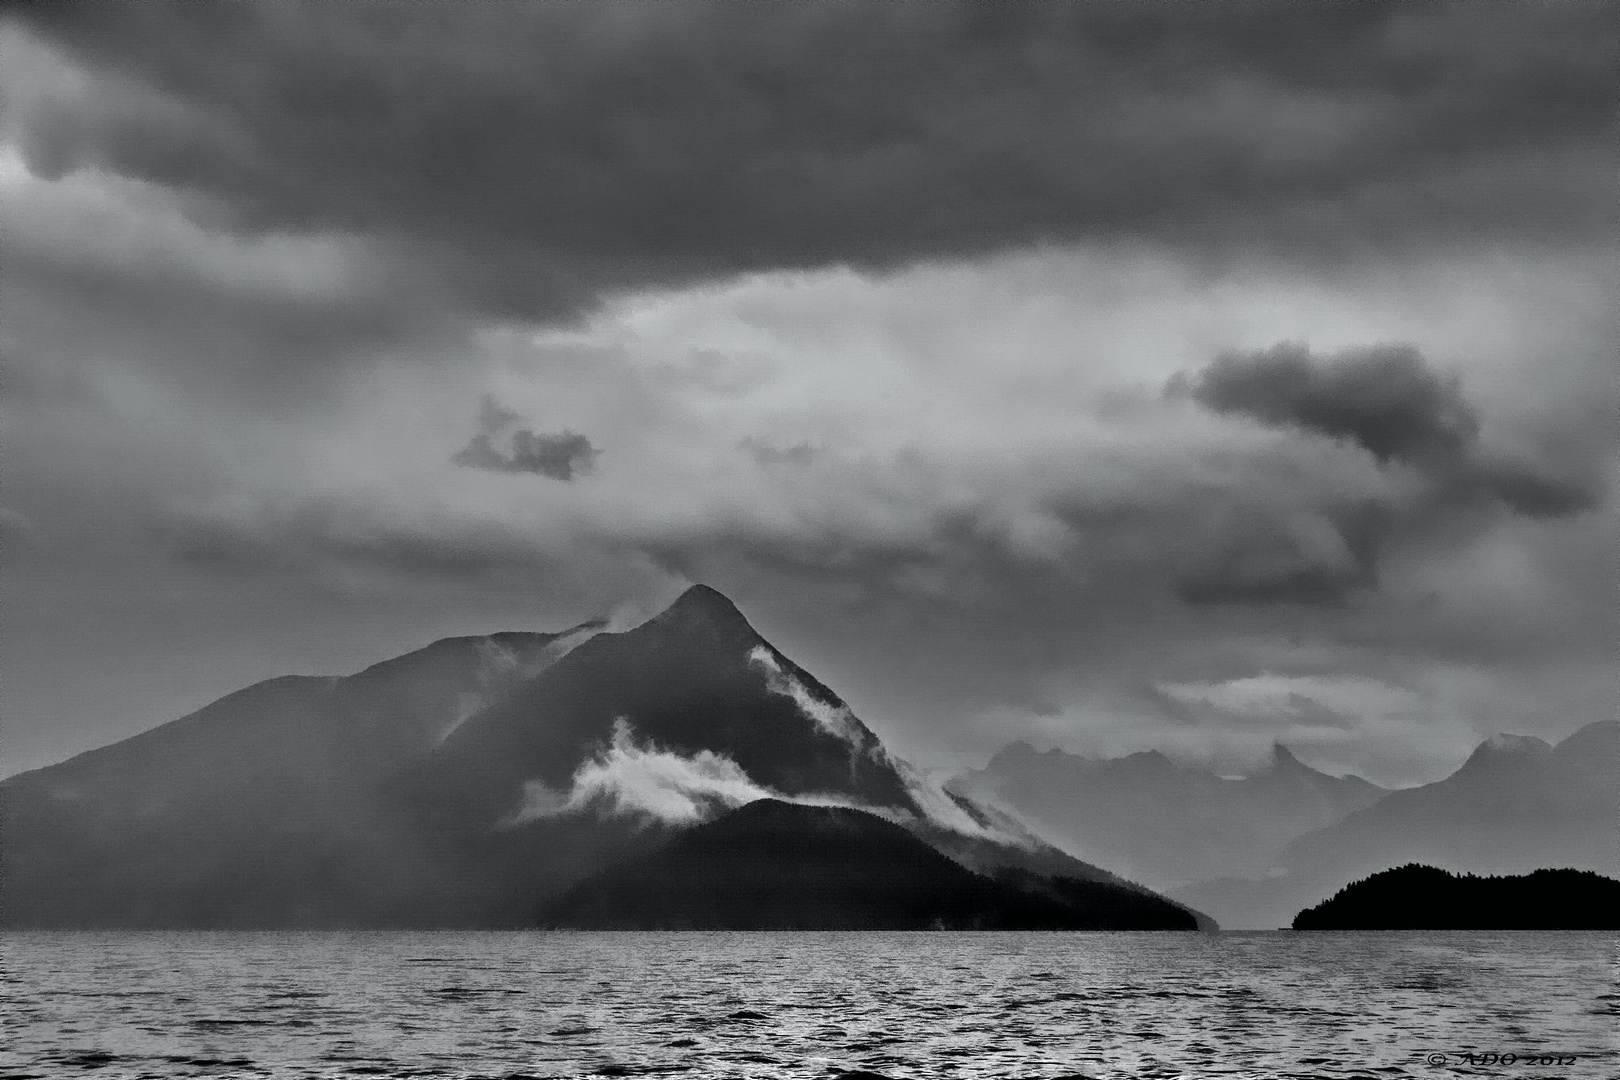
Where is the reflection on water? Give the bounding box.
[2,931,1613,1079]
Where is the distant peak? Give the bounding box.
[1252,742,1331,782]
[667,583,744,615]
[1461,732,1553,769]
[1482,732,1552,754]
[1270,743,1306,768]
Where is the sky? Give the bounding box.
[3,1,1615,787]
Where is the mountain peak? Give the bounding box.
[1482,732,1552,754]
[1459,732,1553,773]
[647,585,756,635]
[668,583,743,614]
[993,740,1040,763]
[1268,743,1311,772]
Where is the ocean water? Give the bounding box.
[1,931,1613,1080]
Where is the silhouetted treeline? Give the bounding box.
[1292,864,1620,930]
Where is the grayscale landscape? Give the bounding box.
[2,2,1615,1078]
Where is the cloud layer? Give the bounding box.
[7,2,1615,342]
[2,4,1614,787]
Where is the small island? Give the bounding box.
[1292,864,1620,930]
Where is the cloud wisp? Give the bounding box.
[748,646,864,747]
[507,719,854,826]
[437,627,607,745]
[504,716,1031,848]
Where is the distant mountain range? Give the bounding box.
[1175,721,1619,928]
[0,586,1205,930]
[1292,864,1620,930]
[957,720,1618,930]
[950,739,1386,891]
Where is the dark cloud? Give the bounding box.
[1177,342,1477,464]
[0,148,454,402]
[454,430,600,480]
[1173,502,1387,608]
[1172,342,1603,536]
[9,1,1615,329]
[5,4,1615,786]
[451,396,600,480]
[3,237,437,403]
[1471,458,1604,520]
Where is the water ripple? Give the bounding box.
[1,931,1613,1079]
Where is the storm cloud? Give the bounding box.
[1176,342,1603,524]
[3,3,1615,787]
[454,432,600,481]
[7,1,1615,335]
[1179,343,1478,465]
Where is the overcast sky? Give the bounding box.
[3,1,1615,786]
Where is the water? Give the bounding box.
[2,931,1614,1079]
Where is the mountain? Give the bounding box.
[416,585,919,826]
[950,739,1385,892]
[1,585,1197,928]
[1292,864,1620,930]
[1175,720,1619,929]
[540,799,1199,930]
[0,626,601,926]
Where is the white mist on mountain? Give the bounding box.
[437,624,607,744]
[507,714,1028,847]
[745,644,1031,844]
[507,719,871,826]
[601,600,664,634]
[890,757,1033,846]
[747,646,863,746]
[541,620,609,661]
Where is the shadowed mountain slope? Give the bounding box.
[0,627,597,926]
[422,585,918,824]
[539,799,1200,930]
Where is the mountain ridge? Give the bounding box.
[1174,719,1618,929]
[1,584,1190,929]
[950,736,1386,893]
